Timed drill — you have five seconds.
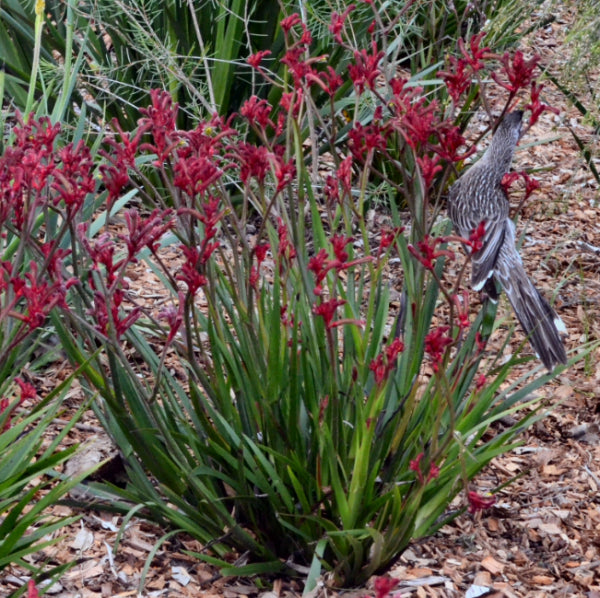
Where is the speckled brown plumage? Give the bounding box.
[448,111,567,370]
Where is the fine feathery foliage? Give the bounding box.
[1,1,587,591]
[1,0,531,130]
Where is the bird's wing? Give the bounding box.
[471,217,506,291]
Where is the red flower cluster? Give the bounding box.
[467,490,496,513]
[308,234,371,296]
[0,114,87,361]
[1,377,37,431]
[369,338,404,386]
[121,208,173,261]
[0,113,93,229]
[247,49,272,71]
[158,293,185,345]
[348,118,390,160]
[27,580,40,598]
[424,326,453,372]
[492,50,539,94]
[409,452,440,485]
[467,220,486,254]
[99,122,146,210]
[501,170,540,201]
[250,242,270,290]
[408,235,454,271]
[313,298,348,330]
[308,235,368,330]
[240,95,273,130]
[372,576,400,598]
[417,154,443,190]
[349,41,384,95]
[329,4,356,45]
[526,82,560,127]
[138,88,180,165]
[438,32,491,102]
[78,226,142,340]
[277,219,297,274]
[452,290,471,330]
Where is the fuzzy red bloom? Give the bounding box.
[438,55,471,102]
[237,143,270,184]
[409,452,440,485]
[138,89,180,165]
[348,42,384,94]
[500,171,520,194]
[348,121,388,159]
[12,262,66,331]
[369,338,404,386]
[452,290,471,330]
[399,96,438,149]
[313,298,346,329]
[253,242,270,264]
[417,154,443,189]
[525,82,560,127]
[15,378,37,403]
[521,172,541,198]
[378,227,398,252]
[329,5,356,44]
[247,50,272,69]
[27,579,40,598]
[240,95,273,130]
[458,32,491,73]
[323,174,340,205]
[277,219,297,272]
[89,289,141,340]
[373,576,400,598]
[435,124,473,163]
[337,156,353,196]
[121,208,173,259]
[174,153,222,198]
[408,235,454,270]
[273,156,296,192]
[307,66,344,97]
[467,220,486,253]
[159,295,184,344]
[475,374,487,391]
[475,331,487,354]
[308,249,329,295]
[501,171,540,200]
[309,235,371,296]
[52,141,95,216]
[177,246,208,295]
[280,13,302,33]
[492,50,540,94]
[467,490,496,513]
[330,234,351,264]
[424,325,453,372]
[78,228,123,286]
[249,243,270,290]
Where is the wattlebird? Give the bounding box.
[447,110,567,370]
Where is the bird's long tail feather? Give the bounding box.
[494,224,566,370]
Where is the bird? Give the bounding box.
[447,110,567,370]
